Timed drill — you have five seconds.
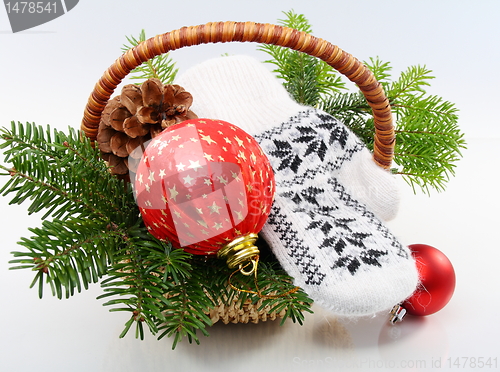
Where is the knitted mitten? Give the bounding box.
[177,55,400,221]
[176,55,418,316]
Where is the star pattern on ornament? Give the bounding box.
[135,119,275,252]
[169,185,179,201]
[234,136,245,148]
[231,171,241,182]
[188,160,202,171]
[235,211,244,221]
[200,134,216,145]
[238,151,247,162]
[183,174,195,185]
[217,176,228,185]
[148,171,155,183]
[208,201,222,214]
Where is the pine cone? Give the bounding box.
[97,79,197,175]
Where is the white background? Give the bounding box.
[0,1,499,371]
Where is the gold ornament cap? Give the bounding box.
[217,233,260,275]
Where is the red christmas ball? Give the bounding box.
[133,118,275,256]
[403,244,456,316]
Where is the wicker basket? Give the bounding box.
[80,22,395,324]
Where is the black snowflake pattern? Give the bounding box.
[300,186,324,206]
[256,110,362,180]
[316,112,350,148]
[254,109,406,282]
[332,256,362,275]
[295,182,391,276]
[269,139,302,173]
[266,204,327,286]
[293,126,329,161]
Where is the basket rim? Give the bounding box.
[81,21,394,169]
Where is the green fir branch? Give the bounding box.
[365,57,392,83]
[122,29,178,84]
[386,68,465,193]
[388,64,434,100]
[258,10,346,107]
[365,60,465,194]
[155,269,214,349]
[255,261,313,326]
[0,121,314,347]
[0,122,139,297]
[0,122,136,222]
[97,226,215,348]
[259,10,466,194]
[98,233,189,340]
[10,217,122,299]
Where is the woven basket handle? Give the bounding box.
[81,22,394,169]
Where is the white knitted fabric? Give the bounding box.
[177,55,400,221]
[177,55,418,316]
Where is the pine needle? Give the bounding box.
[259,11,466,194]
[121,29,178,84]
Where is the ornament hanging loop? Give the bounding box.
[217,233,260,275]
[220,234,300,299]
[239,258,258,276]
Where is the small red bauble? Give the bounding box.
[133,118,275,260]
[403,244,456,316]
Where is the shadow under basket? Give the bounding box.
[80,21,396,324]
